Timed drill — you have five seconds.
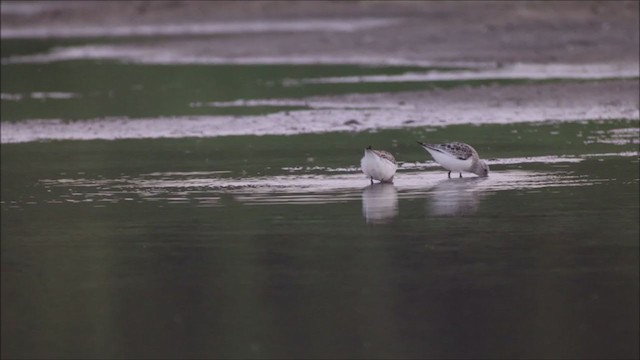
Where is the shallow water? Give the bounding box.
[2,128,639,359]
[1,35,639,359]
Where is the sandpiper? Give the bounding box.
[361,145,397,184]
[417,141,489,178]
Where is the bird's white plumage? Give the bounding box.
[361,149,397,182]
[418,141,489,177]
[426,149,473,172]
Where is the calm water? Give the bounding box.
[1,38,639,359]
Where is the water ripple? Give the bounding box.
[34,168,608,208]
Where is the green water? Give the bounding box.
[1,39,639,359]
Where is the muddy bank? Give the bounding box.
[2,79,637,143]
[306,79,640,116]
[1,1,638,143]
[2,1,638,65]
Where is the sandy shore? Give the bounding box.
[2,0,639,65]
[3,79,637,143]
[1,1,638,143]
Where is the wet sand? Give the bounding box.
[1,1,638,142]
[2,0,639,64]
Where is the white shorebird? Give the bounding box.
[360,145,397,184]
[417,141,489,178]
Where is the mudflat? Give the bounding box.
[2,0,638,64]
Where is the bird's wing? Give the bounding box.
[419,141,475,160]
[439,143,475,160]
[374,150,397,164]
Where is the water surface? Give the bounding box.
[1,35,639,359]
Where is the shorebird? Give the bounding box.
[417,141,489,178]
[360,145,397,184]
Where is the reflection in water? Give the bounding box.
[5,162,638,359]
[362,183,398,224]
[32,168,609,209]
[427,177,488,217]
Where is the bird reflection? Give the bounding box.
[427,177,488,217]
[362,183,399,224]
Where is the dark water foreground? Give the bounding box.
[2,120,639,359]
[1,32,639,359]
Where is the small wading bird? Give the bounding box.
[417,141,489,178]
[361,145,397,184]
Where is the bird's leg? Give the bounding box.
[448,171,451,178]
[459,173,462,178]
[370,177,374,184]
